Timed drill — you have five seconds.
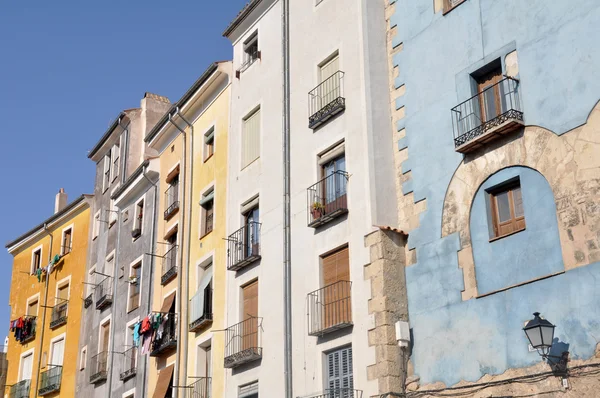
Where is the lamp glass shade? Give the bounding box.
[540,325,555,347]
[524,326,543,348]
[523,312,555,350]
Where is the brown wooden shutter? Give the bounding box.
[152,364,174,398]
[323,247,350,286]
[101,322,110,352]
[160,292,176,314]
[242,280,259,350]
[322,247,351,329]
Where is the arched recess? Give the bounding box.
[441,102,600,300]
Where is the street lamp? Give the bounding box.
[523,312,568,373]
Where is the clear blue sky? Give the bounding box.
[0,1,248,343]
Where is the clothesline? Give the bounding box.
[34,254,62,282]
[133,311,177,356]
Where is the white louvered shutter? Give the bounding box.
[242,108,261,168]
[327,347,353,397]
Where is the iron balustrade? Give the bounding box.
[308,281,353,336]
[308,71,346,129]
[224,317,262,368]
[9,379,30,398]
[89,351,108,383]
[237,49,260,76]
[49,302,68,329]
[95,276,113,310]
[227,222,261,271]
[38,365,62,395]
[150,313,178,356]
[451,77,523,152]
[119,347,137,381]
[161,245,178,285]
[164,181,180,220]
[84,293,93,308]
[185,377,212,398]
[302,389,363,398]
[189,288,213,332]
[307,171,349,227]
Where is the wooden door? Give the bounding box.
[322,248,351,329]
[242,280,258,350]
[477,68,503,123]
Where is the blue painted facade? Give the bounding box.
[390,0,600,387]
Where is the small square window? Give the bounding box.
[243,32,259,66]
[204,128,215,161]
[200,189,215,238]
[489,181,526,239]
[61,228,72,255]
[31,248,42,275]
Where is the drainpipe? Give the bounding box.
[167,107,193,397]
[117,117,130,185]
[34,223,53,396]
[282,0,293,397]
[142,163,158,398]
[107,204,122,398]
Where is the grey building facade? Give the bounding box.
[75,93,170,398]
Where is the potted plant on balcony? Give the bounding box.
[311,201,325,220]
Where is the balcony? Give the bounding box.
[84,293,93,309]
[451,77,523,154]
[185,377,212,398]
[309,71,345,129]
[119,347,137,381]
[11,316,36,344]
[164,182,180,220]
[38,365,62,395]
[150,314,177,356]
[307,171,349,228]
[227,222,261,271]
[189,288,213,333]
[304,389,363,398]
[49,302,68,329]
[89,351,108,384]
[161,245,178,285]
[95,277,113,310]
[9,379,30,398]
[224,317,262,369]
[308,281,352,336]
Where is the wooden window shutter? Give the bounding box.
[327,347,353,393]
[323,247,350,286]
[242,280,258,319]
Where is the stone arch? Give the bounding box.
[441,102,600,299]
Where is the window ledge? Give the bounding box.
[203,154,214,163]
[477,271,565,299]
[489,226,526,243]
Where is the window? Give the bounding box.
[99,319,110,354]
[57,282,69,304]
[93,211,101,239]
[61,228,72,255]
[319,53,339,83]
[27,298,39,317]
[106,253,115,277]
[326,346,353,393]
[80,346,87,370]
[133,199,144,236]
[31,247,42,275]
[489,180,525,239]
[443,0,466,14]
[87,265,96,297]
[204,127,215,161]
[243,32,259,65]
[111,144,120,182]
[476,65,503,124]
[242,108,260,168]
[108,200,117,227]
[320,148,347,210]
[165,167,180,219]
[128,262,141,312]
[196,343,212,379]
[200,189,215,237]
[103,152,111,192]
[239,381,258,398]
[243,205,260,258]
[19,351,33,381]
[241,280,258,350]
[321,247,351,329]
[50,337,65,367]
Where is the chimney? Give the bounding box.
[55,188,68,214]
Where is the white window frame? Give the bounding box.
[133,195,145,236]
[87,264,96,297]
[98,314,112,354]
[18,348,35,381]
[60,224,74,255]
[111,143,120,183]
[93,210,101,239]
[48,333,66,367]
[80,345,87,370]
[242,31,259,65]
[103,152,111,193]
[203,125,216,161]
[199,183,215,239]
[55,276,71,316]
[127,256,143,313]
[108,199,118,227]
[30,244,43,275]
[125,317,139,370]
[105,251,116,277]
[122,388,136,398]
[26,293,40,317]
[241,106,261,169]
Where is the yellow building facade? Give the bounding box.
[144,61,232,398]
[5,193,91,398]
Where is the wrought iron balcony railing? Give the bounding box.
[119,347,137,381]
[236,49,261,77]
[308,281,353,336]
[84,293,93,308]
[95,276,113,310]
[303,389,363,398]
[9,379,30,398]
[451,77,523,153]
[150,314,178,356]
[189,288,213,332]
[11,316,36,344]
[185,377,212,398]
[89,351,108,384]
[38,365,62,395]
[164,182,180,220]
[309,71,345,129]
[161,245,178,285]
[224,317,262,368]
[227,222,261,271]
[49,302,68,329]
[307,171,349,228]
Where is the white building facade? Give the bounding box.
[223,0,398,397]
